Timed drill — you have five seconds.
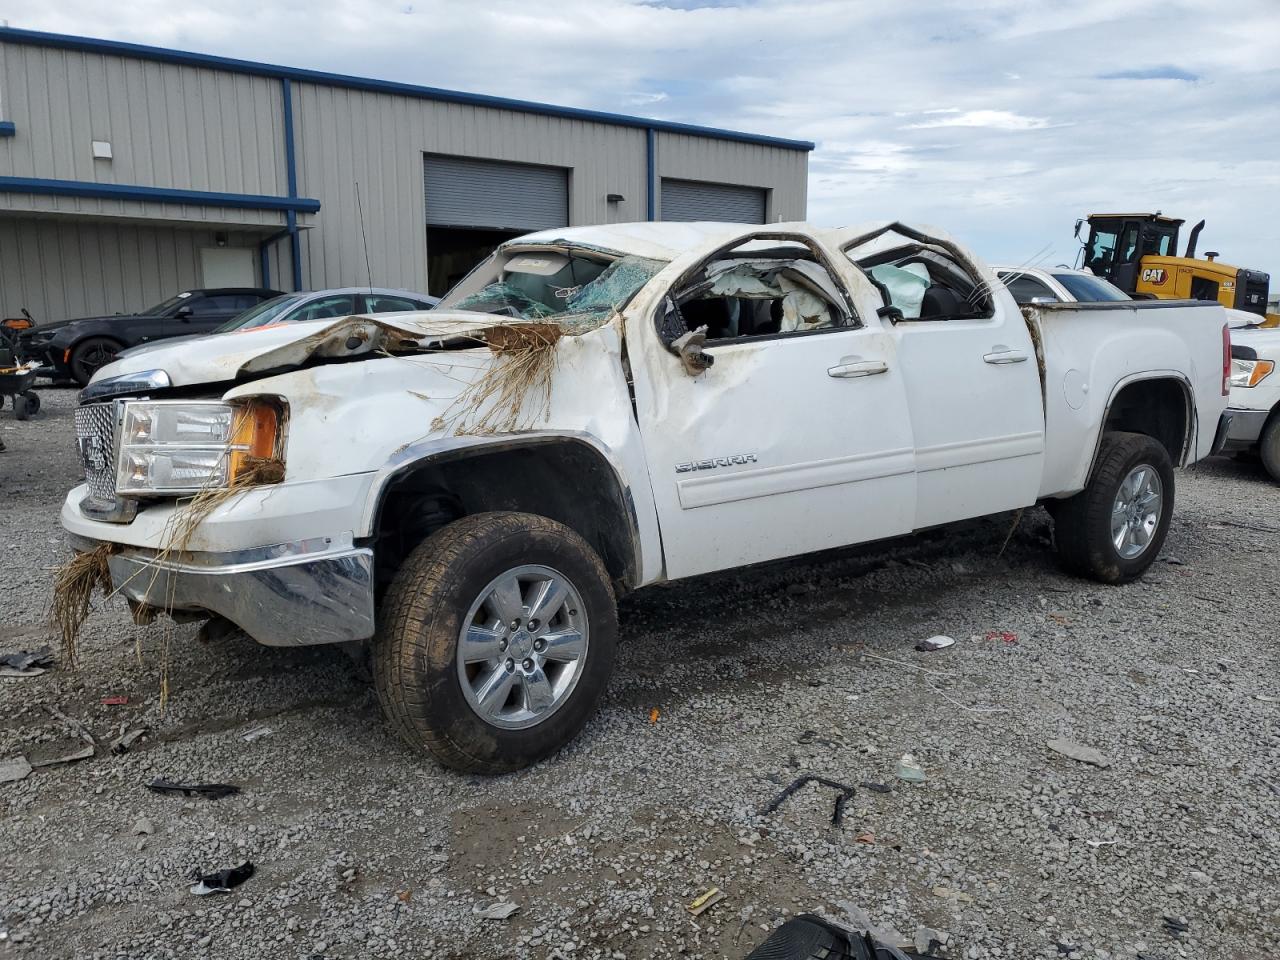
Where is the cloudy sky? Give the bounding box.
[9,0,1280,276]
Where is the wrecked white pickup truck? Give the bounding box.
[62,221,1232,773]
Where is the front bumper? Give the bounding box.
[1220,407,1270,453]
[74,533,376,647]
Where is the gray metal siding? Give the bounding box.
[0,42,287,199]
[424,155,568,231]
[659,178,766,223]
[0,217,264,321]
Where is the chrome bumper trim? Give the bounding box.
[1222,407,1270,450]
[95,535,375,647]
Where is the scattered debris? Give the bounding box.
[110,728,147,756]
[1256,695,1278,704]
[761,775,856,827]
[860,781,892,794]
[1046,738,1111,768]
[686,886,725,916]
[0,645,54,678]
[854,831,875,844]
[1162,916,1189,936]
[241,725,274,743]
[915,635,956,652]
[147,778,240,800]
[895,754,926,783]
[915,925,948,955]
[1085,839,1118,848]
[931,886,975,904]
[745,914,914,960]
[473,900,520,920]
[0,755,33,784]
[100,695,128,706]
[190,862,255,896]
[796,730,818,745]
[395,888,412,904]
[46,705,96,747]
[648,708,660,724]
[1161,555,1184,565]
[133,817,154,836]
[28,741,95,767]
[984,630,1019,644]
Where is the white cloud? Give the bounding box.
[904,109,1052,131]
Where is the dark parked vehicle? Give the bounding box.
[16,288,281,385]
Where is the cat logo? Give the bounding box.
[1140,268,1167,285]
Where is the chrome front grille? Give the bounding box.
[73,402,119,503]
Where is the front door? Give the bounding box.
[629,242,917,580]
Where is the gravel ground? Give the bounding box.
[1,387,1278,960]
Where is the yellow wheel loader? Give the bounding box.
[1077,213,1279,326]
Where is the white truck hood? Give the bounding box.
[89,311,520,389]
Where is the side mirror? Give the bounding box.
[1029,296,1059,305]
[174,305,193,320]
[1073,219,1085,240]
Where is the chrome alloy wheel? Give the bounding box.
[456,564,589,730]
[1111,464,1163,560]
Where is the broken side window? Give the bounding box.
[844,225,993,322]
[673,257,851,343]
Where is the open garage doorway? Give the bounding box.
[424,154,569,296]
[426,226,521,295]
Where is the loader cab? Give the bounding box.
[1079,214,1182,293]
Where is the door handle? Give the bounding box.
[827,359,889,378]
[983,349,1029,365]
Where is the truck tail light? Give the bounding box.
[1222,324,1231,396]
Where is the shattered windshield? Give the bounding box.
[447,251,667,333]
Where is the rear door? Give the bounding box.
[629,231,917,579]
[841,227,1045,528]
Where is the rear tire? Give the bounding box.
[1259,414,1280,482]
[69,337,122,386]
[1053,431,1173,584]
[20,390,39,416]
[373,511,617,774]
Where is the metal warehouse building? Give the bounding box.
[0,28,812,323]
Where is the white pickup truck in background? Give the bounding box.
[62,221,1231,772]
[1222,320,1280,479]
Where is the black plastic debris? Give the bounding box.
[860,782,893,794]
[762,775,856,827]
[147,777,240,800]
[190,861,255,896]
[743,914,925,959]
[1162,916,1189,936]
[0,645,54,674]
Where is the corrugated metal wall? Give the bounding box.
[0,217,263,320]
[0,41,288,228]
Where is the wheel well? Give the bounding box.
[1101,378,1191,465]
[372,440,639,596]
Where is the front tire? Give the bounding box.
[1053,431,1174,584]
[373,512,617,774]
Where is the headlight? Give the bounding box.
[80,368,171,403]
[115,399,282,495]
[1229,358,1275,388]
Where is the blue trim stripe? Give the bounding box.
[0,176,321,213]
[0,27,815,153]
[0,121,15,137]
[645,128,657,222]
[281,78,298,199]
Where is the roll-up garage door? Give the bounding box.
[424,155,569,231]
[660,179,767,223]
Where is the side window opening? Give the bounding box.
[662,235,855,347]
[843,224,994,322]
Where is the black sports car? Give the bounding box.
[16,287,281,385]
